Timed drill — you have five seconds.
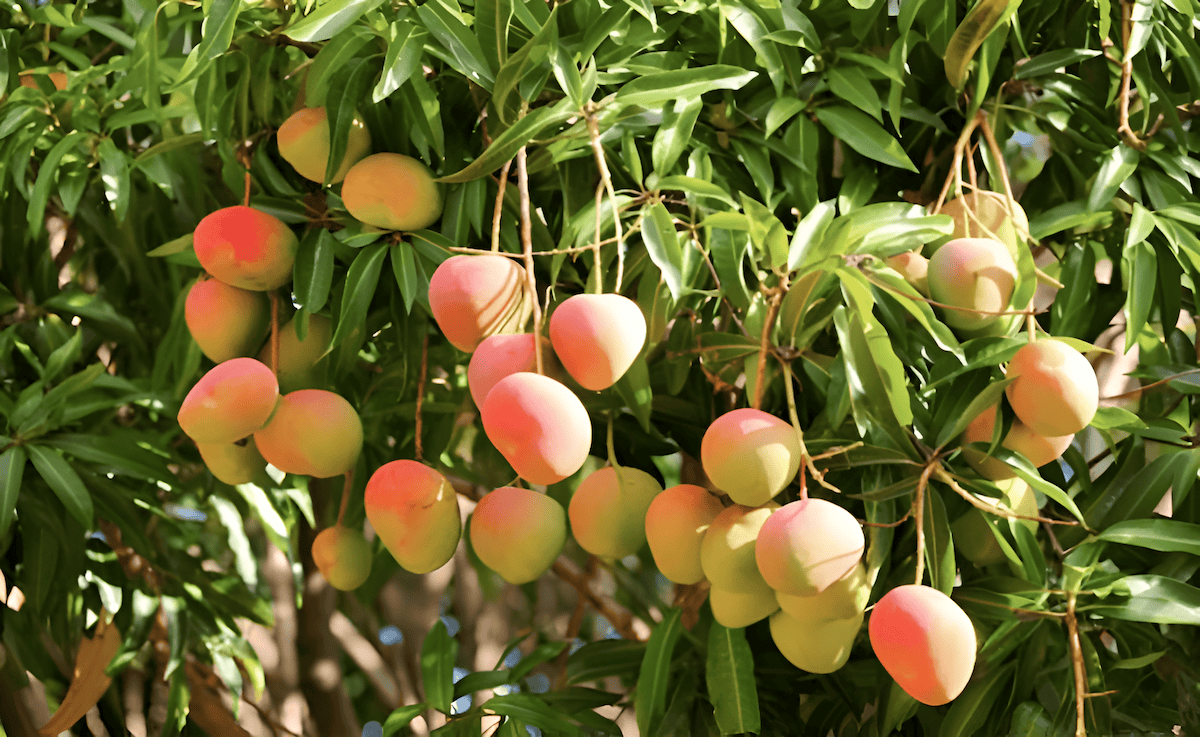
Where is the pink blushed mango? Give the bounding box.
[700,408,801,507]
[364,460,461,574]
[193,206,299,291]
[869,585,977,706]
[470,486,566,584]
[467,333,557,408]
[568,466,662,559]
[1005,340,1099,437]
[480,373,591,486]
[178,358,279,444]
[755,497,865,597]
[185,279,270,363]
[196,437,267,486]
[429,254,531,352]
[549,293,647,391]
[253,390,362,478]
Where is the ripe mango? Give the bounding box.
[776,562,870,623]
[644,484,725,585]
[868,584,976,705]
[700,408,800,507]
[1005,339,1099,437]
[470,486,566,584]
[709,581,781,628]
[196,437,267,486]
[927,237,1017,332]
[770,609,862,674]
[277,107,371,184]
[548,294,647,391]
[193,206,299,291]
[312,525,373,591]
[185,278,270,363]
[253,390,362,478]
[178,358,279,444]
[755,497,865,596]
[365,460,461,574]
[341,153,443,231]
[429,254,531,353]
[467,333,557,408]
[700,503,777,594]
[258,314,332,393]
[480,372,592,486]
[568,466,662,559]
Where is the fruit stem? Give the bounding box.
[1066,591,1089,737]
[606,412,619,469]
[978,114,1031,245]
[585,105,624,293]
[933,465,1083,527]
[515,127,544,376]
[336,469,353,527]
[913,463,934,587]
[751,289,783,410]
[1026,312,1037,343]
[933,109,984,214]
[268,292,281,378]
[780,359,808,501]
[415,332,428,462]
[491,159,511,253]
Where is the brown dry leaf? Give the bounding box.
[39,610,122,735]
[185,660,253,737]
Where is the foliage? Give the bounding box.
[1,0,1200,735]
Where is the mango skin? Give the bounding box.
[709,582,781,628]
[480,372,591,486]
[868,585,977,706]
[277,107,371,184]
[311,525,373,591]
[196,437,267,486]
[951,478,1038,567]
[467,334,557,408]
[755,498,865,596]
[178,358,279,444]
[193,206,298,291]
[770,609,863,674]
[886,251,930,297]
[937,191,1028,258]
[776,562,870,623]
[926,238,1018,332]
[258,314,332,394]
[568,466,662,559]
[341,153,443,231]
[470,486,566,584]
[253,390,363,478]
[700,408,801,507]
[429,255,532,353]
[700,503,777,594]
[961,403,1073,480]
[185,278,270,363]
[549,294,647,391]
[1005,340,1100,437]
[364,460,461,574]
[644,484,725,585]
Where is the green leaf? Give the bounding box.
[1008,701,1052,736]
[1096,519,1200,556]
[1122,242,1156,359]
[0,446,26,539]
[235,483,290,552]
[294,229,336,314]
[706,622,760,736]
[97,138,131,222]
[383,704,426,736]
[329,243,388,355]
[1014,48,1102,79]
[26,444,93,527]
[642,201,686,300]
[938,661,1015,737]
[944,0,1022,90]
[374,22,425,103]
[27,130,90,238]
[437,100,575,183]
[422,619,459,714]
[814,105,917,172]
[566,640,646,685]
[656,176,737,207]
[484,693,585,734]
[174,0,241,84]
[827,65,882,122]
[614,356,652,431]
[614,65,757,108]
[1088,145,1141,213]
[417,0,496,90]
[491,6,559,124]
[324,57,378,185]
[1087,575,1200,625]
[636,607,682,737]
[652,97,704,176]
[47,433,174,483]
[721,0,787,95]
[391,241,423,314]
[284,0,387,42]
[788,200,837,272]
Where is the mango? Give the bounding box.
[548,294,647,391]
[776,562,870,623]
[886,251,930,296]
[253,390,362,478]
[709,581,781,628]
[700,503,777,594]
[341,153,443,231]
[644,484,725,585]
[185,278,270,363]
[868,585,976,705]
[470,486,566,584]
[700,408,801,507]
[193,206,299,291]
[568,466,662,559]
[756,498,866,596]
[311,525,373,591]
[926,237,1017,332]
[178,358,279,444]
[480,372,591,486]
[938,190,1028,257]
[258,314,332,393]
[429,254,531,352]
[364,460,461,574]
[467,333,557,408]
[961,403,1073,480]
[770,609,863,674]
[196,437,267,486]
[276,107,371,184]
[1005,339,1099,437]
[951,478,1038,567]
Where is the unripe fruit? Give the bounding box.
[185,279,270,363]
[868,585,977,706]
[1005,340,1099,437]
[886,251,930,297]
[709,582,781,628]
[927,238,1018,332]
[952,478,1038,566]
[568,466,662,559]
[196,437,267,486]
[700,504,777,594]
[365,460,461,574]
[193,206,299,291]
[644,484,725,584]
[341,153,443,231]
[480,373,591,486]
[467,334,557,408]
[277,107,371,184]
[755,498,865,596]
[961,403,1073,480]
[770,609,863,674]
[939,191,1028,257]
[470,486,566,584]
[311,525,373,591]
[179,358,279,444]
[549,294,647,391]
[258,315,333,394]
[254,390,363,478]
[776,562,870,623]
[429,255,531,352]
[700,409,801,507]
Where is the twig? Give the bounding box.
[516,143,544,376]
[268,292,281,378]
[934,467,1086,528]
[336,470,353,527]
[415,333,429,462]
[913,462,937,586]
[1116,0,1146,151]
[752,290,783,410]
[491,160,511,253]
[550,558,648,642]
[1066,592,1088,736]
[585,104,625,292]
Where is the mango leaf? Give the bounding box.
[374,22,425,102]
[1096,519,1200,556]
[814,104,917,172]
[284,0,387,42]
[293,229,336,314]
[328,243,388,356]
[1014,48,1102,79]
[1088,145,1141,213]
[27,444,93,527]
[1087,575,1200,625]
[642,201,686,300]
[614,65,757,108]
[437,100,575,183]
[421,619,459,714]
[27,130,90,237]
[636,607,682,736]
[706,622,760,736]
[944,0,1022,90]
[923,487,955,595]
[417,1,495,90]
[0,446,26,539]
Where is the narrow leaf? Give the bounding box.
[706,622,760,735]
[27,444,93,527]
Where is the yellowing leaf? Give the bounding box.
[39,612,121,735]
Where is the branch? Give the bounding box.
[550,558,649,642]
